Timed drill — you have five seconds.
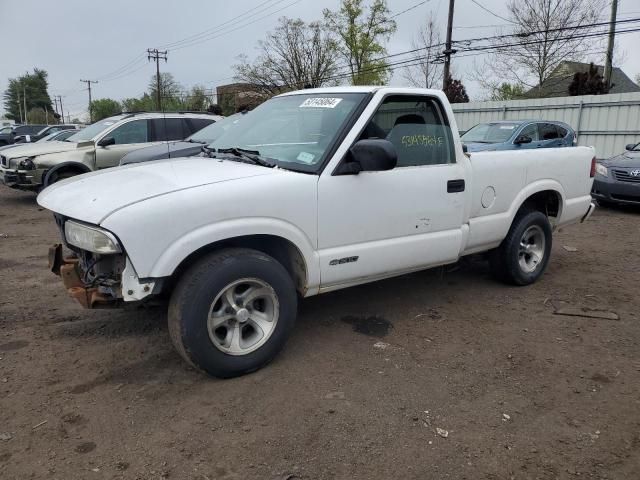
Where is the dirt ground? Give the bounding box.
[0,187,639,480]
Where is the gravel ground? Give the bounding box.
[1,187,639,480]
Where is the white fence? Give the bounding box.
[451,92,640,158]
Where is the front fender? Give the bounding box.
[42,161,92,186]
[108,216,321,294]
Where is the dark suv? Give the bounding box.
[13,124,80,143]
[0,125,47,146]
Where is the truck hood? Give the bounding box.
[1,141,89,159]
[600,151,640,167]
[37,157,278,225]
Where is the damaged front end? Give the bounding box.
[49,244,124,308]
[49,215,157,309]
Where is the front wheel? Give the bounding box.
[489,209,552,285]
[168,248,297,378]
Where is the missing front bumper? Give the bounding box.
[48,244,117,309]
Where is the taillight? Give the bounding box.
[590,157,596,178]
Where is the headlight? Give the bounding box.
[64,220,122,254]
[595,163,608,177]
[9,156,30,169]
[18,157,35,170]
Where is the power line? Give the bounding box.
[159,0,286,50]
[322,16,640,83]
[165,0,304,52]
[470,0,514,23]
[317,23,640,84]
[390,0,431,19]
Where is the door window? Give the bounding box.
[557,125,568,138]
[538,123,560,140]
[150,118,188,141]
[518,123,539,142]
[187,118,215,135]
[363,96,455,166]
[108,120,149,144]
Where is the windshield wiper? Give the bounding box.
[187,138,207,144]
[216,147,276,168]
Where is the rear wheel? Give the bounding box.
[168,248,297,378]
[490,209,552,285]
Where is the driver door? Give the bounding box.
[95,119,152,169]
[317,95,467,289]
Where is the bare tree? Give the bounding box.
[475,0,604,93]
[234,17,339,94]
[402,15,442,89]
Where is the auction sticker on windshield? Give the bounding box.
[300,98,343,108]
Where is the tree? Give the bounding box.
[443,75,469,103]
[402,14,442,89]
[490,82,526,101]
[323,0,396,85]
[3,69,54,122]
[476,0,603,92]
[635,73,640,86]
[148,73,182,109]
[234,17,339,94]
[90,98,122,121]
[568,63,610,95]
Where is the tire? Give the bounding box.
[43,169,81,189]
[168,248,297,378]
[489,209,552,286]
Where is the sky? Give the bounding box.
[1,0,639,121]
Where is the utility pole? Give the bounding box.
[23,86,28,124]
[442,0,456,90]
[56,96,65,125]
[147,48,168,110]
[17,91,22,123]
[53,96,58,115]
[80,79,98,123]
[604,0,618,90]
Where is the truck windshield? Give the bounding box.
[461,123,521,144]
[207,93,367,172]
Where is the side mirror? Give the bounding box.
[625,143,638,151]
[336,139,397,175]
[462,143,468,153]
[514,135,532,145]
[97,136,115,147]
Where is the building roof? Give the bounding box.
[526,61,640,98]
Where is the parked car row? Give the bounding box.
[460,120,639,208]
[0,111,221,190]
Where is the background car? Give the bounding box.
[13,124,80,143]
[591,141,640,207]
[0,112,221,190]
[0,124,47,146]
[461,120,576,152]
[120,112,246,165]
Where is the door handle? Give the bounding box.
[447,179,465,193]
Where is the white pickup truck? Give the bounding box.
[38,87,596,378]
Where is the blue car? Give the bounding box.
[461,120,576,152]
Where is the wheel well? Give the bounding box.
[169,235,308,296]
[519,190,561,219]
[43,163,91,186]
